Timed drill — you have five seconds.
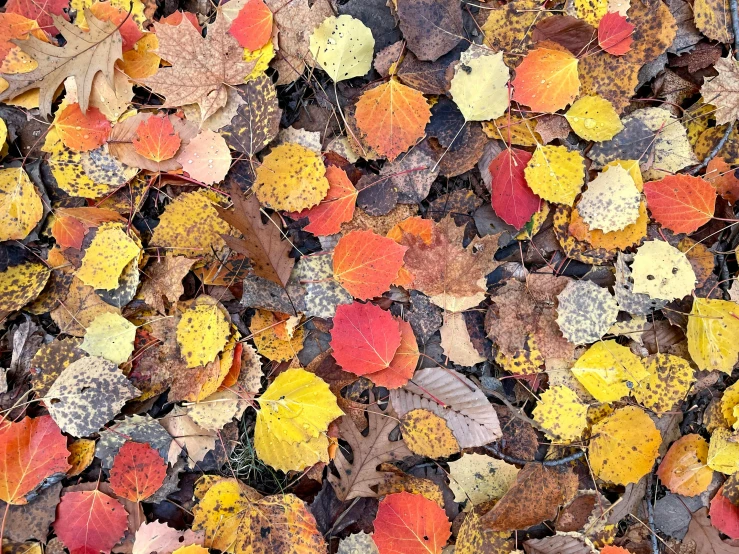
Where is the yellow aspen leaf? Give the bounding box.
[657,434,713,497]
[254,143,329,211]
[565,95,623,142]
[76,223,141,291]
[72,0,146,27]
[482,114,540,147]
[249,309,304,362]
[43,127,109,198]
[354,78,432,161]
[447,453,519,507]
[687,298,739,373]
[80,312,136,365]
[722,381,739,428]
[571,340,648,402]
[576,165,640,233]
[119,33,160,80]
[708,427,739,474]
[633,354,695,416]
[173,546,209,554]
[254,368,343,472]
[243,41,274,80]
[0,166,42,241]
[589,406,661,485]
[525,145,585,206]
[449,48,509,121]
[67,438,96,477]
[399,409,460,458]
[532,385,588,442]
[177,296,231,369]
[631,240,696,301]
[309,15,374,82]
[0,260,49,313]
[575,0,608,26]
[456,512,514,554]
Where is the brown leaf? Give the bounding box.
[532,15,597,56]
[682,507,739,554]
[480,463,579,531]
[139,255,195,314]
[523,533,594,554]
[535,115,573,144]
[214,185,295,287]
[0,482,62,543]
[396,0,463,62]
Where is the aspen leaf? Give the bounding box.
[54,489,128,554]
[309,15,374,82]
[133,521,205,554]
[708,427,739,474]
[657,434,713,496]
[721,381,739,428]
[76,222,141,291]
[175,129,231,185]
[54,102,111,152]
[67,439,96,477]
[447,453,519,507]
[177,296,230,369]
[589,406,661,485]
[633,354,695,415]
[643,175,716,233]
[119,34,160,80]
[710,486,739,539]
[687,298,739,373]
[449,48,509,121]
[109,441,167,502]
[291,165,357,236]
[81,312,136,365]
[229,0,273,51]
[631,240,696,301]
[249,309,304,362]
[525,145,585,206]
[399,409,460,458]
[43,127,107,199]
[512,45,580,113]
[571,340,648,402]
[576,165,640,233]
[132,115,181,162]
[254,143,330,211]
[598,12,635,55]
[556,280,618,344]
[369,318,420,389]
[373,492,451,554]
[0,166,42,241]
[439,311,486,367]
[575,0,608,25]
[0,261,48,313]
[354,78,432,161]
[532,385,588,441]
[489,147,540,230]
[565,95,623,142]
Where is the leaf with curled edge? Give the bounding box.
[0,10,122,118]
[214,184,294,288]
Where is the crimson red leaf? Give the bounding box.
[109,441,167,502]
[330,301,402,377]
[598,12,635,56]
[54,489,128,554]
[367,318,419,389]
[373,492,451,554]
[489,148,539,229]
[710,486,739,539]
[0,415,70,505]
[643,175,717,234]
[229,0,273,51]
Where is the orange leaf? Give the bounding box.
[55,103,111,152]
[355,79,431,161]
[706,157,739,204]
[369,318,419,389]
[53,490,128,554]
[229,0,273,51]
[5,0,69,35]
[290,166,357,235]
[512,44,580,112]
[133,115,182,162]
[373,492,451,554]
[600,548,632,554]
[52,214,86,249]
[109,441,167,502]
[330,301,402,376]
[656,434,713,497]
[643,174,716,234]
[88,1,143,51]
[333,229,407,299]
[598,12,634,56]
[0,13,39,63]
[0,415,70,505]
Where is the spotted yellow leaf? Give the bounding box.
[708,427,739,474]
[76,223,141,290]
[309,15,374,82]
[687,298,739,373]
[0,166,43,241]
[177,296,231,369]
[633,354,694,416]
[576,165,640,233]
[571,340,648,403]
[447,453,519,508]
[532,385,588,441]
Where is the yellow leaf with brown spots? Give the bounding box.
[708,427,739,474]
[43,127,111,199]
[67,439,96,477]
[447,453,519,507]
[0,260,49,313]
[482,0,547,59]
[399,408,460,458]
[76,223,141,291]
[633,354,694,416]
[694,0,733,42]
[575,0,608,25]
[572,340,648,402]
[50,277,120,337]
[0,167,43,241]
[176,296,231,369]
[249,309,304,362]
[456,512,514,554]
[533,386,588,442]
[482,113,540,147]
[589,406,661,485]
[576,165,640,233]
[30,338,86,397]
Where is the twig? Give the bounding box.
[483,442,585,466]
[646,473,659,554]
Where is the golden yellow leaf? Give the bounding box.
[173,546,209,554]
[400,409,460,458]
[249,309,304,362]
[456,511,514,554]
[254,368,343,472]
[449,48,509,121]
[575,0,608,26]
[708,427,739,474]
[590,406,661,485]
[72,0,146,26]
[43,127,109,198]
[309,15,374,82]
[633,354,694,416]
[532,385,588,442]
[76,223,141,290]
[571,340,648,403]
[722,381,739,430]
[576,165,640,233]
[0,167,43,241]
[482,114,540,147]
[177,296,231,369]
[447,453,519,507]
[687,298,739,373]
[119,34,160,80]
[631,240,696,301]
[254,143,329,211]
[566,95,623,142]
[525,145,585,205]
[67,438,96,477]
[80,312,136,365]
[244,41,274,80]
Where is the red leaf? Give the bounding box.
[706,157,739,204]
[55,103,111,152]
[159,10,201,30]
[54,489,129,554]
[290,166,357,235]
[88,1,143,51]
[710,486,739,539]
[5,0,69,34]
[369,318,419,389]
[598,12,635,56]
[643,175,716,234]
[133,115,182,162]
[109,441,167,502]
[489,148,540,229]
[373,492,451,554]
[52,214,86,249]
[229,0,273,51]
[333,229,407,300]
[0,415,70,505]
[330,301,402,376]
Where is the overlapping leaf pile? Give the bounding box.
[3,0,739,552]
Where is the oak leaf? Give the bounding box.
[702,58,738,116]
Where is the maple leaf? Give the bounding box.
[214,185,295,288]
[328,398,412,501]
[643,174,717,233]
[0,10,122,118]
[53,489,129,554]
[141,13,255,120]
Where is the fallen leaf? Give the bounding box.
[175,129,231,185]
[643,175,716,233]
[565,95,624,142]
[449,48,509,121]
[556,279,618,345]
[598,12,635,55]
[291,166,357,236]
[54,102,110,151]
[512,44,580,112]
[448,453,519,508]
[133,521,204,554]
[711,486,739,539]
[532,385,588,441]
[229,0,273,51]
[400,409,460,458]
[489,148,540,229]
[139,255,196,314]
[396,0,463,62]
[576,165,640,233]
[631,240,696,301]
[0,167,43,241]
[131,114,181,162]
[571,340,647,402]
[657,434,713,497]
[687,298,739,373]
[309,15,374,82]
[525,145,585,206]
[372,492,451,554]
[53,489,129,554]
[109,441,167,502]
[177,296,230,369]
[439,311,486,367]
